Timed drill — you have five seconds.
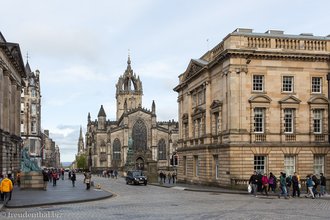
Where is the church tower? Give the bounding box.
[115,55,143,120]
[78,126,85,154]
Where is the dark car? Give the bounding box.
[126,170,148,185]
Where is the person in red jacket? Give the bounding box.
[1,175,13,205]
[261,173,269,196]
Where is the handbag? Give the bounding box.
[298,183,301,189]
[248,184,252,193]
[85,179,90,184]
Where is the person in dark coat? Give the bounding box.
[42,170,49,190]
[249,171,259,197]
[320,173,327,196]
[291,172,300,197]
[71,171,76,187]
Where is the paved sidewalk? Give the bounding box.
[0,173,112,209]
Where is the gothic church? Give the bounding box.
[81,56,178,172]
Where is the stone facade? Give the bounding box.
[20,62,43,167]
[174,28,330,188]
[0,32,26,175]
[83,56,178,172]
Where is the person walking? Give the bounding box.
[320,173,327,196]
[172,173,176,184]
[167,172,172,184]
[278,172,288,199]
[261,173,268,196]
[249,171,259,197]
[291,172,300,197]
[306,174,315,199]
[0,175,13,205]
[42,170,49,190]
[84,171,91,190]
[268,172,276,193]
[52,170,58,186]
[71,171,76,187]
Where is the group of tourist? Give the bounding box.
[159,171,177,184]
[100,169,118,179]
[249,171,327,199]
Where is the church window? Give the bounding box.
[113,139,121,160]
[132,119,147,151]
[158,139,166,160]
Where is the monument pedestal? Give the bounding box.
[146,161,158,183]
[20,171,44,190]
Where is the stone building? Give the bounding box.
[84,56,178,172]
[174,28,330,188]
[20,61,43,167]
[0,32,26,175]
[41,129,61,168]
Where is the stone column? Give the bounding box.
[3,70,10,132]
[0,66,3,130]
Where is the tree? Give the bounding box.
[76,154,87,170]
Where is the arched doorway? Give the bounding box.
[135,157,144,170]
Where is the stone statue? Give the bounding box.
[21,147,41,172]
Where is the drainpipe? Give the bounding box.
[327,73,330,143]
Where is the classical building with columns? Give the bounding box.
[174,28,330,188]
[83,56,178,172]
[0,32,26,175]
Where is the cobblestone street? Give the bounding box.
[1,175,329,220]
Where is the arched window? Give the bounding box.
[132,119,147,151]
[158,139,166,160]
[113,139,121,161]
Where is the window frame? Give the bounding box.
[252,75,264,92]
[282,76,294,93]
[311,77,322,94]
[313,109,323,134]
[254,155,266,174]
[254,108,265,133]
[284,155,296,176]
[284,108,294,134]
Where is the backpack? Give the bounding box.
[286,176,292,187]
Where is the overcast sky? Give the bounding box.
[1,0,330,163]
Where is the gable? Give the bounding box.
[308,95,329,105]
[279,95,301,104]
[183,59,208,81]
[248,94,272,103]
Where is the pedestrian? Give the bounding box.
[61,169,65,180]
[114,170,118,179]
[248,171,258,197]
[278,172,288,199]
[42,170,49,190]
[16,171,21,187]
[261,173,268,196]
[286,174,292,197]
[84,171,91,190]
[320,173,327,196]
[257,172,263,193]
[68,170,71,180]
[71,171,76,187]
[312,174,320,197]
[172,173,176,184]
[291,172,300,197]
[52,170,58,186]
[167,172,172,184]
[0,174,13,205]
[268,172,276,193]
[306,174,315,199]
[159,171,164,183]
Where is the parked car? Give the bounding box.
[126,170,147,185]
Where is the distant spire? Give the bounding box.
[88,112,91,123]
[79,126,83,140]
[152,100,155,114]
[127,49,131,65]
